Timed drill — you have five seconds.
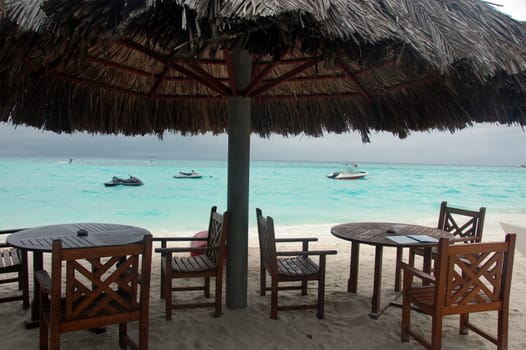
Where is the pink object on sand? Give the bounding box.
[190,230,208,257]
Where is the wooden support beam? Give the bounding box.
[148,65,170,102]
[337,58,371,100]
[118,40,230,97]
[249,57,321,97]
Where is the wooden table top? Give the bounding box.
[7,223,150,252]
[331,222,452,247]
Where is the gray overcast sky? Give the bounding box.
[0,1,525,166]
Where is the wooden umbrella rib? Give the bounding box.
[255,91,364,100]
[117,39,230,97]
[155,94,226,100]
[354,59,396,77]
[87,56,154,77]
[243,60,280,97]
[248,57,321,97]
[148,65,170,101]
[170,62,230,96]
[49,72,146,98]
[374,76,442,95]
[255,57,320,67]
[337,58,371,100]
[185,61,231,97]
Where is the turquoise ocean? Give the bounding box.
[1,157,525,237]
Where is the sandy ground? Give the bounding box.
[1,218,525,349]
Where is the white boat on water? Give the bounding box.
[327,165,367,180]
[174,170,202,179]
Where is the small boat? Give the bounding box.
[104,176,143,187]
[174,170,202,179]
[327,164,367,180]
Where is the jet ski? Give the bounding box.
[174,170,202,179]
[104,176,144,187]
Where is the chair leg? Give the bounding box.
[140,315,149,350]
[301,280,308,296]
[160,262,165,299]
[316,276,326,319]
[394,247,403,292]
[430,314,443,350]
[270,279,278,319]
[119,323,127,349]
[165,262,172,321]
[204,277,210,298]
[214,272,222,317]
[497,309,509,349]
[459,313,469,335]
[40,314,48,350]
[401,292,410,342]
[49,328,60,350]
[260,261,266,296]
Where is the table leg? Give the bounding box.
[348,242,360,293]
[422,246,432,286]
[370,245,383,319]
[25,251,43,329]
[394,247,403,292]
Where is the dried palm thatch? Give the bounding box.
[0,0,525,141]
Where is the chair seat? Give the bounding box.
[406,286,435,312]
[172,255,217,273]
[277,257,319,277]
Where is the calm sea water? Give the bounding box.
[1,157,525,236]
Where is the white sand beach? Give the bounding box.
[1,217,525,349]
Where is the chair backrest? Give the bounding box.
[50,234,152,323]
[434,234,515,313]
[0,229,25,269]
[205,206,229,264]
[256,208,277,274]
[437,201,486,242]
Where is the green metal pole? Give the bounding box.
[226,46,252,308]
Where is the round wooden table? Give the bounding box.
[7,223,150,327]
[331,222,452,319]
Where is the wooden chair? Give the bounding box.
[36,234,152,350]
[256,208,337,319]
[400,234,516,350]
[155,206,229,320]
[394,201,486,291]
[0,228,29,309]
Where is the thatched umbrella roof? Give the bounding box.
[2,0,526,310]
[1,0,526,142]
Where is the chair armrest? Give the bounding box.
[276,249,337,257]
[155,246,219,254]
[400,262,435,284]
[35,270,52,294]
[450,237,480,244]
[275,237,318,243]
[153,237,207,242]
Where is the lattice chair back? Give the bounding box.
[435,234,515,313]
[438,201,486,243]
[205,206,227,264]
[256,209,277,275]
[50,235,152,324]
